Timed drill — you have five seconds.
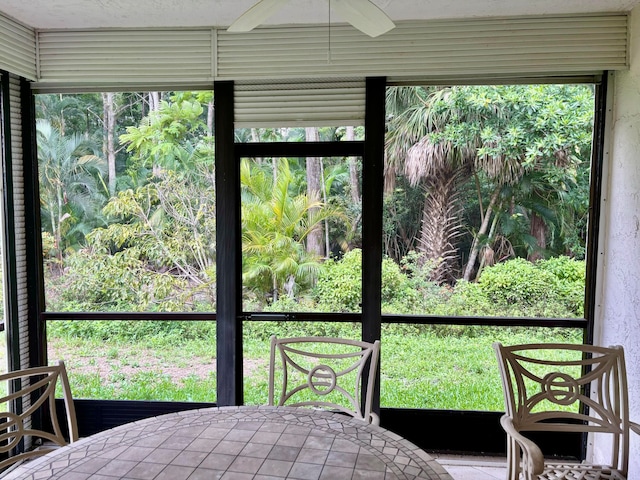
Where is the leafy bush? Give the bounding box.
[53,247,194,313]
[536,256,584,283]
[477,258,559,306]
[307,252,584,318]
[313,249,455,314]
[536,256,585,316]
[435,281,494,317]
[464,257,583,318]
[387,251,450,313]
[313,249,363,312]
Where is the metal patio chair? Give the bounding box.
[493,342,640,480]
[0,360,78,472]
[268,335,381,425]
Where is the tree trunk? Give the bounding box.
[346,126,361,204]
[305,127,324,257]
[476,210,500,278]
[528,212,547,261]
[345,126,362,251]
[320,160,331,258]
[149,92,160,112]
[148,92,161,176]
[55,184,64,264]
[417,169,463,284]
[57,93,66,136]
[272,274,278,303]
[463,187,501,281]
[207,100,214,136]
[102,92,117,195]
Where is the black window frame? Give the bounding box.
[26,75,606,458]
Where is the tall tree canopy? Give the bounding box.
[386,84,594,283]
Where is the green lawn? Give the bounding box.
[46,323,581,412]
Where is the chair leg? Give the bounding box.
[507,437,520,480]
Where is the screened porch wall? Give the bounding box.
[0,6,637,468]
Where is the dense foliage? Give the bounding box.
[35,85,594,409]
[40,84,594,318]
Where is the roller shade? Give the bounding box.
[35,28,216,91]
[7,74,30,374]
[235,80,366,127]
[1,74,34,452]
[3,75,34,450]
[30,13,628,92]
[218,14,627,81]
[0,13,36,80]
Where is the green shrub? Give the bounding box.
[385,251,446,313]
[536,256,585,282]
[470,257,582,318]
[536,256,585,316]
[58,248,190,312]
[381,255,412,304]
[436,280,494,317]
[313,249,363,312]
[477,258,559,305]
[314,249,446,314]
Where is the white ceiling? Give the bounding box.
[1,0,639,30]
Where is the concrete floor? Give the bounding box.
[435,454,507,480]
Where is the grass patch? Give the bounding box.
[47,322,581,412]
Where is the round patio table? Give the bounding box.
[4,405,453,480]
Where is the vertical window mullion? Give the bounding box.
[215,80,243,406]
[584,75,608,346]
[362,77,386,416]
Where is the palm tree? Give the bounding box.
[36,94,84,137]
[241,158,344,304]
[386,84,593,282]
[37,119,108,262]
[386,87,478,283]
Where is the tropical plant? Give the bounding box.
[35,93,103,138]
[120,93,213,179]
[385,84,594,283]
[386,86,476,283]
[52,92,220,311]
[312,249,440,314]
[37,119,108,262]
[85,166,217,310]
[241,158,346,305]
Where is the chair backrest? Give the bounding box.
[493,342,631,472]
[0,360,78,471]
[268,336,381,424]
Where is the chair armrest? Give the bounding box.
[500,415,545,476]
[630,421,640,436]
[369,412,380,426]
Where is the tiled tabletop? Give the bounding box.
[5,406,453,480]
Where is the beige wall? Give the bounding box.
[597,6,640,476]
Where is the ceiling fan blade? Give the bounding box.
[227,0,290,32]
[331,0,395,37]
